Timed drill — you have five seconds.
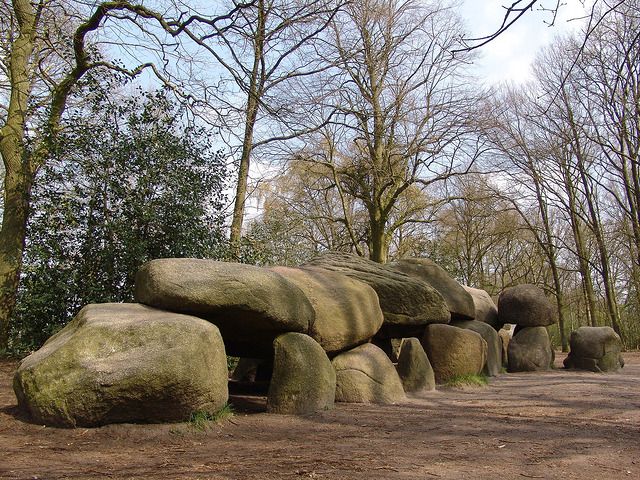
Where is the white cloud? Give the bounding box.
[458,0,589,85]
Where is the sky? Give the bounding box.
[458,0,589,85]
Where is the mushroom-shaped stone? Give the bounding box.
[13,304,229,427]
[267,333,336,414]
[268,266,383,354]
[451,320,502,376]
[396,338,435,395]
[421,324,487,384]
[332,343,406,404]
[134,258,315,357]
[390,259,475,321]
[304,252,449,338]
[498,284,556,327]
[507,326,553,372]
[563,326,624,372]
[462,285,502,330]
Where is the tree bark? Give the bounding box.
[0,0,39,349]
[228,0,266,255]
[368,216,389,264]
[532,169,568,351]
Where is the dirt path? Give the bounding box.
[1,353,639,480]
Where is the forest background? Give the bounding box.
[1,0,638,355]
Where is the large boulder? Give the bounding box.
[332,343,406,404]
[563,327,624,372]
[304,252,449,338]
[451,320,502,376]
[395,338,435,395]
[421,324,487,384]
[135,258,315,357]
[268,266,383,354]
[507,326,553,372]
[462,286,501,330]
[498,284,556,327]
[13,304,229,427]
[390,259,475,321]
[267,333,336,414]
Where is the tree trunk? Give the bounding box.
[228,1,265,256]
[0,0,39,350]
[369,217,389,264]
[560,154,599,327]
[0,166,32,349]
[532,171,568,351]
[229,92,260,252]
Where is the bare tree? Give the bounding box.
[295,0,482,263]
[202,0,345,253]
[574,0,640,310]
[486,85,577,348]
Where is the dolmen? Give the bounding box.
[498,284,556,372]
[12,252,574,428]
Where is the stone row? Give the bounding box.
[13,252,619,428]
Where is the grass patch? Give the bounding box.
[188,403,234,431]
[443,373,489,388]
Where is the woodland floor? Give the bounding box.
[1,352,639,480]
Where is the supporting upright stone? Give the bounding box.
[332,343,406,404]
[267,333,336,414]
[452,320,502,376]
[396,338,436,395]
[507,326,553,372]
[421,324,487,384]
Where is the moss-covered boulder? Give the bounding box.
[421,324,487,384]
[332,343,406,404]
[267,333,336,414]
[396,338,435,395]
[13,304,228,427]
[451,320,502,376]
[563,326,624,372]
[135,258,315,357]
[507,326,553,372]
[498,284,556,327]
[268,266,383,354]
[390,259,475,321]
[462,286,502,330]
[304,252,449,339]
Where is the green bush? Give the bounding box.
[9,83,229,355]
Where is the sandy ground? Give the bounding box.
[1,352,639,480]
